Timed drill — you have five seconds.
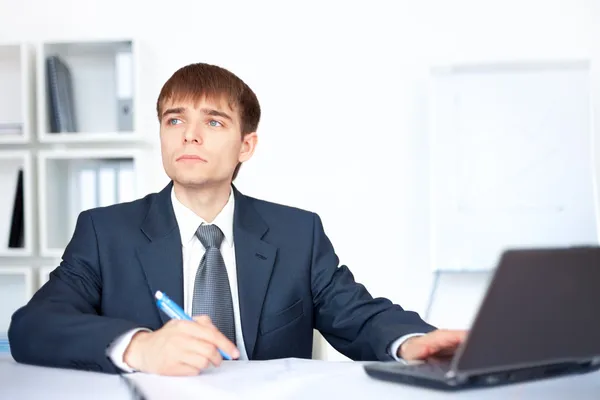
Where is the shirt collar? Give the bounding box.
[170,186,235,248]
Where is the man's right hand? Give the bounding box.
[123,315,239,376]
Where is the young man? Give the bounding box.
[9,63,466,375]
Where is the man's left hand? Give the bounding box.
[399,329,467,361]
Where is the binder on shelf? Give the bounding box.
[75,161,135,218]
[98,166,117,207]
[0,123,22,135]
[8,169,24,249]
[115,52,134,132]
[46,55,77,133]
[78,168,97,212]
[118,162,135,203]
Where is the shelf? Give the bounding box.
[0,151,32,257]
[0,43,34,144]
[38,149,141,257]
[0,266,33,334]
[39,131,143,143]
[36,39,138,143]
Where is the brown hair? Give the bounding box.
[156,63,261,180]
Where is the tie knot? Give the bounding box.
[195,224,224,249]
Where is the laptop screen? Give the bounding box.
[454,247,600,374]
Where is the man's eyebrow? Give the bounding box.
[200,108,233,121]
[161,107,186,119]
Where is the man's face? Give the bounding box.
[159,96,256,188]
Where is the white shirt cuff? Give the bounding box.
[389,333,426,362]
[106,328,151,372]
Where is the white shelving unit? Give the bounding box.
[0,38,148,337]
[0,151,32,257]
[0,267,33,334]
[0,43,34,144]
[36,39,140,143]
[38,148,142,258]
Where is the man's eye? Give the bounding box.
[168,118,182,125]
[208,120,223,127]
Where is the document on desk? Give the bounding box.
[124,358,358,400]
[124,358,600,400]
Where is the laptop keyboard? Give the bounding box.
[395,360,451,377]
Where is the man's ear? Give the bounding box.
[239,132,258,162]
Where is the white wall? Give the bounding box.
[1,0,598,360]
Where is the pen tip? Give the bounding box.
[155,290,163,300]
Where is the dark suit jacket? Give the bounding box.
[8,182,435,373]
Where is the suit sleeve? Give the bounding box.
[8,211,140,373]
[310,213,437,361]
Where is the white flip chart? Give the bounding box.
[429,60,598,271]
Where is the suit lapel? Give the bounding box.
[136,182,184,325]
[233,187,277,359]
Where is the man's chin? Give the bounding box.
[175,178,224,189]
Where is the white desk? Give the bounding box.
[0,357,131,400]
[2,357,599,400]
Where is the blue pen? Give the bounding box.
[154,290,233,360]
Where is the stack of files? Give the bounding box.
[0,123,22,135]
[0,334,9,355]
[46,55,77,133]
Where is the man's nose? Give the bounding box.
[183,123,204,144]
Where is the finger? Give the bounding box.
[401,340,431,360]
[402,330,467,360]
[193,316,227,338]
[421,332,465,358]
[437,329,468,343]
[434,341,461,356]
[422,339,455,356]
[190,316,227,339]
[178,350,212,371]
[193,315,213,326]
[429,331,464,348]
[403,339,446,359]
[177,338,223,367]
[176,321,239,359]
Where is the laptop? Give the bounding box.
[364,246,600,391]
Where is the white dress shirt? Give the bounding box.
[107,187,419,371]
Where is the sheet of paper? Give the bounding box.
[125,358,357,399]
[125,358,600,400]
